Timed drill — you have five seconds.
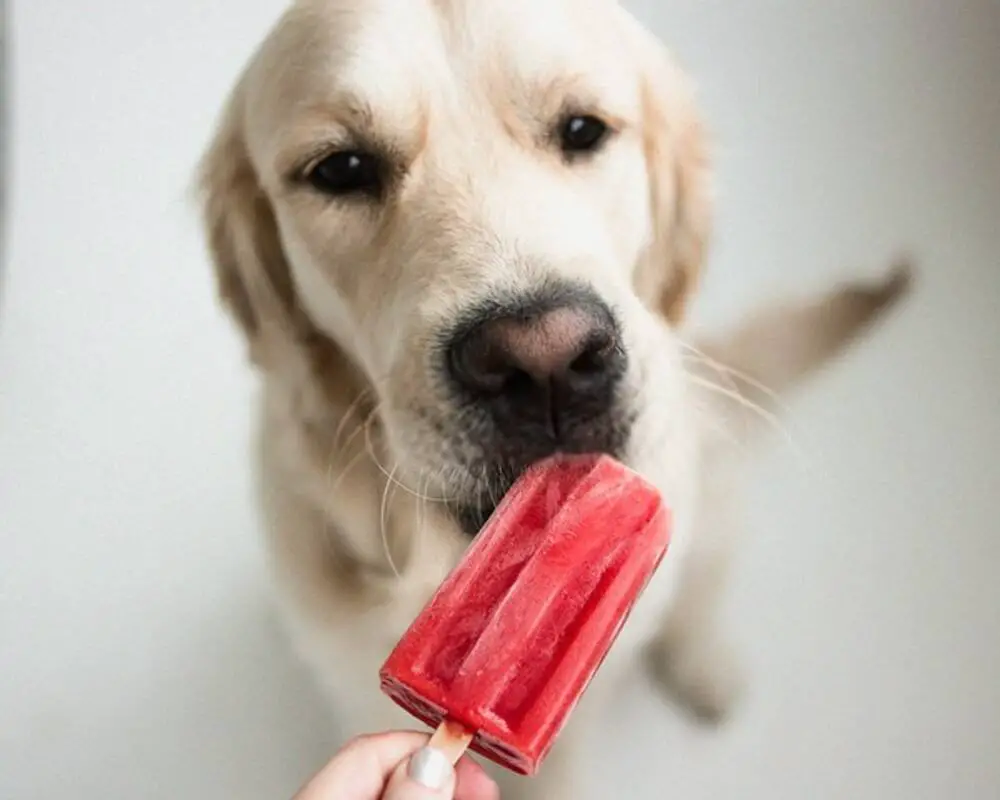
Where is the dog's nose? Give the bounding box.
[446,295,625,439]
[452,306,614,391]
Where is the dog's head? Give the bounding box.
[199,0,709,537]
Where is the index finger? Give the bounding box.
[292,732,499,800]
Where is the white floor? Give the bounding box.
[2,1,999,798]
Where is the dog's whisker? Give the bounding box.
[679,342,743,400]
[361,417,454,504]
[681,349,755,441]
[414,472,428,567]
[681,341,814,470]
[379,461,402,578]
[333,389,374,451]
[324,399,378,478]
[414,466,450,566]
[678,339,788,413]
[686,372,781,433]
[326,444,369,500]
[324,405,362,517]
[333,399,383,463]
[323,402,383,502]
[692,396,744,450]
[686,373,810,466]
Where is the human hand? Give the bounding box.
[292,731,500,800]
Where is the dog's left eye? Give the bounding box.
[559,115,610,155]
[305,150,384,198]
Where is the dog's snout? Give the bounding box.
[445,287,626,449]
[450,306,617,394]
[442,285,632,533]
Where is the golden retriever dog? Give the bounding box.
[197,0,911,796]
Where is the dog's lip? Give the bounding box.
[451,502,496,538]
[448,449,616,537]
[448,464,523,537]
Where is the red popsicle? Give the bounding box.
[379,453,671,775]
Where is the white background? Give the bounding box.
[2,1,998,798]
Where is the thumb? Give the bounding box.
[381,746,456,800]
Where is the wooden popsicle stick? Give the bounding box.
[429,719,474,764]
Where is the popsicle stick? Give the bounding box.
[429,719,474,764]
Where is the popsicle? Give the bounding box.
[379,453,670,775]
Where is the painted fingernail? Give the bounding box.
[407,746,453,790]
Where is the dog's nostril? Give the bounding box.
[569,333,615,374]
[502,368,537,395]
[449,338,510,394]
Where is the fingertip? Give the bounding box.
[382,748,457,800]
[454,756,500,800]
[407,746,455,790]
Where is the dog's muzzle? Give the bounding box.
[441,281,633,534]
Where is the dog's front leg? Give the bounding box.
[644,522,744,725]
[646,260,913,723]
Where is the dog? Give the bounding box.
[196,1,911,796]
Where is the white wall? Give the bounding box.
[1,1,998,798]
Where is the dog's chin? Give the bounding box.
[445,445,630,538]
[446,463,521,538]
[451,502,499,538]
[433,405,636,537]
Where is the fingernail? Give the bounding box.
[407,746,453,790]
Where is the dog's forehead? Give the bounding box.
[248,0,634,132]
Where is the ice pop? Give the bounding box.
[379,453,670,775]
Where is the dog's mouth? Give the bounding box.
[446,445,624,537]
[448,462,522,537]
[451,503,500,538]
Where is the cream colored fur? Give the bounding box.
[197,1,911,796]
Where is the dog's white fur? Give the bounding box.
[197,1,910,796]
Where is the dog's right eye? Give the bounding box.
[306,150,384,198]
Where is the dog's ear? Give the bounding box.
[625,16,712,327]
[197,81,301,364]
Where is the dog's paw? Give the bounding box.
[645,631,745,726]
[492,769,581,800]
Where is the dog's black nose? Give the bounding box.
[446,290,626,443]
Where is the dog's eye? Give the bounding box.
[306,150,383,198]
[559,115,610,156]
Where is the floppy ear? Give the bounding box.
[626,18,712,327]
[197,80,302,364]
